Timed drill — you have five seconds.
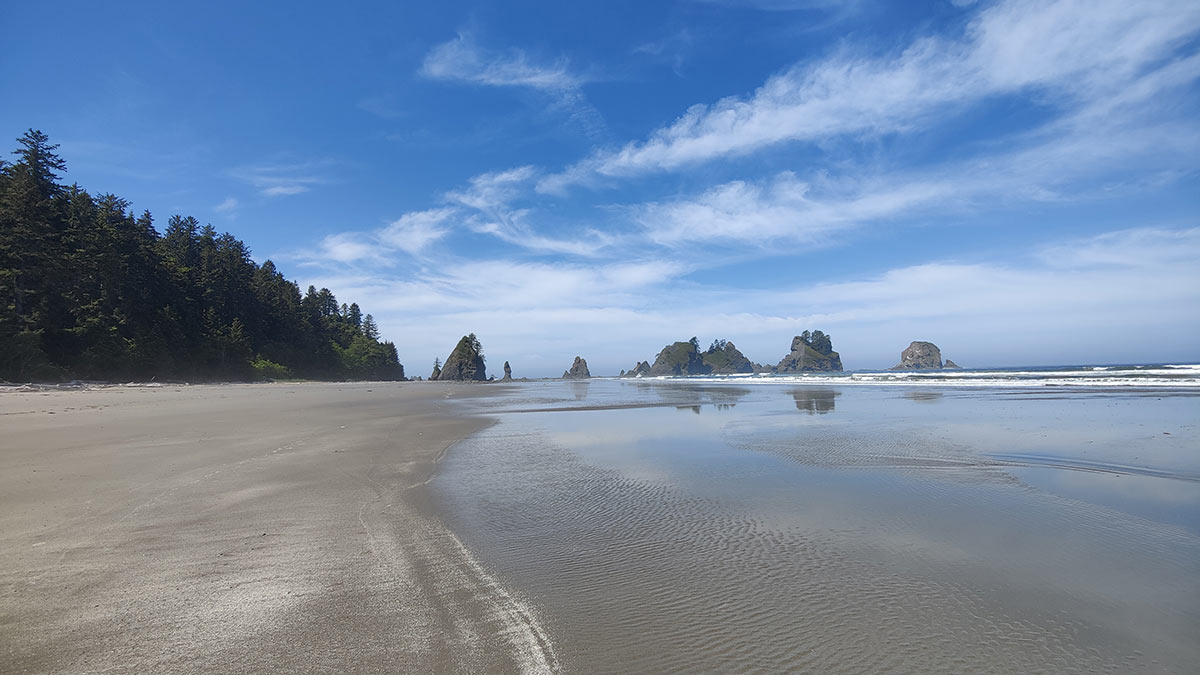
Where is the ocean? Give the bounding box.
[432,366,1199,673]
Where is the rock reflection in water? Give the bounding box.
[790,388,839,414]
[569,380,590,401]
[648,385,748,413]
[904,390,944,403]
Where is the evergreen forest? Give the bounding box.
[0,130,405,383]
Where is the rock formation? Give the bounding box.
[620,361,652,378]
[890,341,957,370]
[649,338,712,376]
[700,339,755,374]
[562,356,591,379]
[430,359,441,381]
[501,361,513,381]
[943,359,961,369]
[436,334,487,381]
[775,330,843,372]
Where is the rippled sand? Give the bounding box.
[436,380,1200,673]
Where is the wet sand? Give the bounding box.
[437,380,1200,674]
[0,382,556,674]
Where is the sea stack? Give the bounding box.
[620,361,652,378]
[648,338,711,376]
[501,361,513,381]
[562,356,591,379]
[700,340,755,374]
[775,331,843,372]
[437,334,487,380]
[891,341,958,370]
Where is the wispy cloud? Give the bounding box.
[633,29,696,74]
[230,160,333,197]
[379,207,456,255]
[421,32,585,92]
[213,197,238,214]
[420,32,605,137]
[445,166,618,256]
[301,207,456,266]
[540,0,1200,192]
[300,225,1200,374]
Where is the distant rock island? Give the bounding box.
[774,331,843,372]
[501,361,513,381]
[619,334,839,377]
[701,340,755,374]
[562,356,591,379]
[890,341,961,370]
[620,361,651,378]
[620,337,752,377]
[433,334,487,380]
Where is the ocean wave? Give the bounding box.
[621,364,1200,388]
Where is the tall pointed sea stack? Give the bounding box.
[562,356,591,379]
[436,334,487,381]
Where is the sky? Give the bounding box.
[2,0,1198,376]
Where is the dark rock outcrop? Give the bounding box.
[620,361,652,378]
[700,340,755,374]
[430,360,442,381]
[436,334,487,381]
[775,330,843,372]
[891,341,956,370]
[943,359,961,369]
[500,361,513,381]
[649,338,712,376]
[562,356,590,379]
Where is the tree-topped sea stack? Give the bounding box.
[649,337,712,376]
[562,356,590,379]
[891,341,960,370]
[435,334,487,381]
[775,330,843,372]
[700,339,755,374]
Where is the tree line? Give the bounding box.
[0,129,405,382]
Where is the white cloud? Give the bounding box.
[303,225,1199,375]
[230,161,331,197]
[314,232,384,265]
[214,197,238,213]
[445,166,538,213]
[445,166,617,256]
[635,171,952,247]
[539,0,1200,192]
[420,32,605,137]
[379,208,455,255]
[421,33,584,92]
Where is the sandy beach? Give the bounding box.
[0,381,556,674]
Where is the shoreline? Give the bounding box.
[0,381,554,674]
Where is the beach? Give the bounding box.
[437,378,1200,673]
[0,381,555,674]
[3,377,1198,674]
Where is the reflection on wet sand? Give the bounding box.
[790,388,840,414]
[569,380,589,400]
[904,390,944,402]
[437,380,1200,673]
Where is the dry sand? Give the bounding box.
[0,381,556,674]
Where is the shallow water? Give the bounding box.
[434,380,1200,673]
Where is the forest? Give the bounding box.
[0,130,405,383]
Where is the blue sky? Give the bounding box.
[3,0,1198,375]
